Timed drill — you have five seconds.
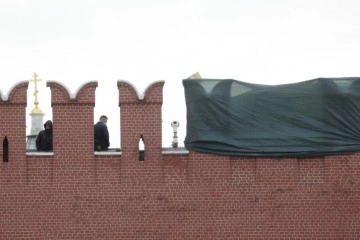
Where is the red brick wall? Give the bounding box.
[1,81,360,239]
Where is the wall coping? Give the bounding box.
[0,80,28,101]
[117,79,165,100]
[47,80,97,100]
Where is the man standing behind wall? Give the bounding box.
[36,120,53,151]
[94,115,110,151]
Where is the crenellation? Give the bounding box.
[0,80,360,239]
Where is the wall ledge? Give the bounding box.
[162,147,189,155]
[25,148,189,156]
[26,152,54,156]
[95,151,122,156]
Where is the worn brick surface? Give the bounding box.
[0,81,360,239]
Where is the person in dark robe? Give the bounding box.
[36,120,53,151]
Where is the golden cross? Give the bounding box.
[29,73,42,113]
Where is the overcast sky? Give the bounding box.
[1,0,360,148]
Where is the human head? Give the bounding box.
[99,115,108,124]
[44,120,53,131]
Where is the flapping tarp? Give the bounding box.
[183,78,360,157]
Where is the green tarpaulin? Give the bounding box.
[183,78,360,157]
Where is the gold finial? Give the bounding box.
[29,73,43,114]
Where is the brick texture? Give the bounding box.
[0,81,360,239]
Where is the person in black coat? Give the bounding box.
[36,120,53,151]
[94,115,110,151]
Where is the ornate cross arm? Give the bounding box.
[29,73,43,114]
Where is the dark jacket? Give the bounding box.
[36,120,53,151]
[94,122,110,151]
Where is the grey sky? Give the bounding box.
[1,0,360,147]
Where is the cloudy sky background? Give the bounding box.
[1,0,360,148]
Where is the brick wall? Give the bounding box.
[0,81,359,239]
